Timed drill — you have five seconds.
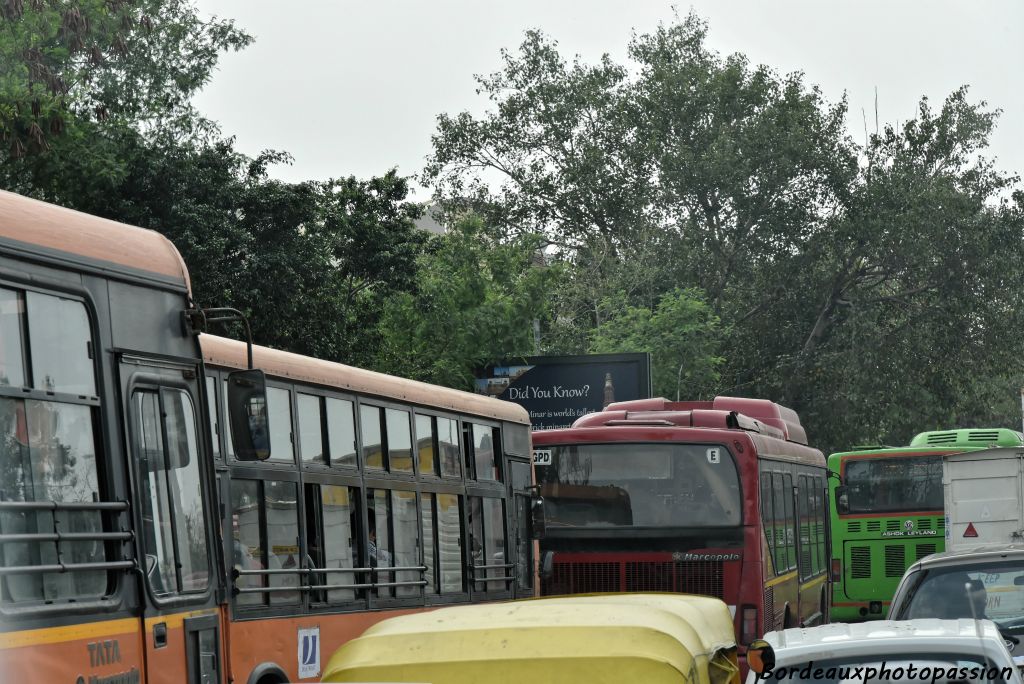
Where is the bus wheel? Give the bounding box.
[248,663,289,684]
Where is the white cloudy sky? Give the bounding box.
[192,1,1024,197]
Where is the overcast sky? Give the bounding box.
[192,1,1024,198]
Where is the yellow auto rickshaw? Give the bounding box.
[321,593,740,683]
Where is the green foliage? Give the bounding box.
[63,133,426,364]
[0,0,249,173]
[373,213,559,388]
[590,288,723,401]
[426,13,1024,452]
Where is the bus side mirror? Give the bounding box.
[747,639,776,675]
[835,485,849,515]
[529,495,547,540]
[226,369,271,461]
[540,551,554,581]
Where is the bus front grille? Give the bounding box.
[543,559,725,598]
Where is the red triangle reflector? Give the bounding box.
[963,522,979,538]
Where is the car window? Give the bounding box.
[898,561,1024,632]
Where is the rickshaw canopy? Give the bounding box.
[321,593,739,684]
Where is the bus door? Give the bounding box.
[120,356,223,684]
[508,458,534,597]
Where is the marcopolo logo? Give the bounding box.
[671,552,741,562]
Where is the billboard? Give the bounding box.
[475,353,652,430]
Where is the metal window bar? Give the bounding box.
[0,531,133,544]
[231,565,428,593]
[0,501,129,512]
[467,562,515,585]
[0,560,135,576]
[0,500,132,576]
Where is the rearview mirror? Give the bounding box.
[226,369,271,461]
[1014,575,1024,586]
[835,485,849,515]
[747,639,776,676]
[540,551,554,581]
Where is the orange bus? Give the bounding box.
[0,190,536,684]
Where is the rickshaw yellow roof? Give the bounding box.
[322,594,736,683]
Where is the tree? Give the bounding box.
[1,0,250,195]
[373,213,558,388]
[73,134,426,364]
[590,288,723,401]
[427,14,1024,452]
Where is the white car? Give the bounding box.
[887,543,1024,662]
[745,619,1023,683]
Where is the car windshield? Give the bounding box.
[767,654,1002,683]
[896,560,1024,633]
[536,443,741,528]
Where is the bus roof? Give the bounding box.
[201,333,530,424]
[0,189,190,289]
[829,427,1024,460]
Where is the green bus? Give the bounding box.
[827,428,1024,622]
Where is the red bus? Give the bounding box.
[532,396,829,670]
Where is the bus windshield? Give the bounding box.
[536,443,741,528]
[844,455,943,514]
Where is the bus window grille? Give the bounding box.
[915,544,937,562]
[846,521,862,533]
[885,520,900,531]
[866,521,881,532]
[763,586,774,633]
[917,518,932,530]
[850,546,871,579]
[884,545,906,577]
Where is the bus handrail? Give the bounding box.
[469,562,514,571]
[0,531,134,544]
[0,560,135,576]
[0,500,130,512]
[368,565,428,573]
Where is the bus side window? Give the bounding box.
[814,476,825,574]
[760,475,775,574]
[771,473,786,573]
[205,376,220,460]
[306,483,362,604]
[782,473,795,571]
[797,475,811,580]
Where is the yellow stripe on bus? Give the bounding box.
[0,617,138,650]
[764,571,828,590]
[1,608,220,650]
[143,608,219,632]
[764,570,798,588]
